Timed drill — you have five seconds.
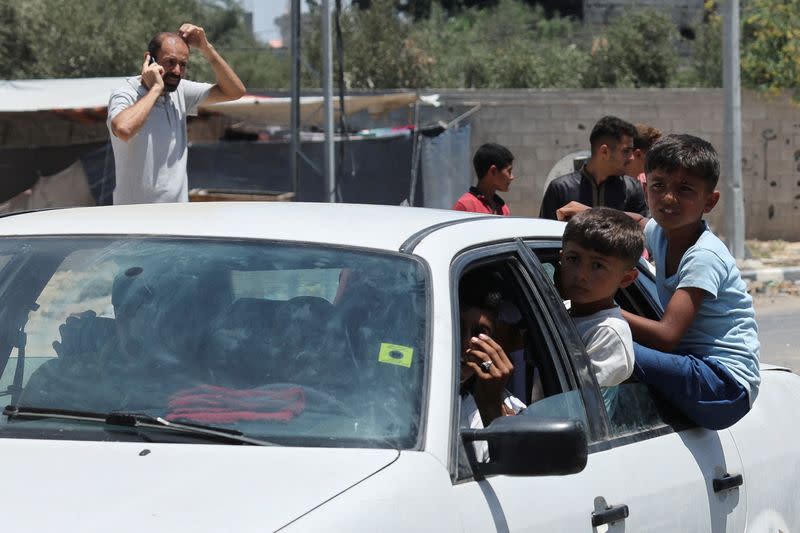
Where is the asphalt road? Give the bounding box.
[753,293,800,373]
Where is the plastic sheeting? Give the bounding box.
[187,134,420,205]
[419,124,472,210]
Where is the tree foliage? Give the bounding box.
[741,0,800,96]
[4,0,800,94]
[0,0,286,89]
[582,8,678,88]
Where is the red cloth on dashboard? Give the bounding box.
[166,384,305,423]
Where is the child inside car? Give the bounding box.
[560,207,643,414]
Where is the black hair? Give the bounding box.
[589,116,636,155]
[563,207,644,267]
[473,143,514,181]
[645,133,720,189]
[459,269,503,314]
[147,31,182,62]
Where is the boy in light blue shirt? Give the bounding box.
[621,134,760,430]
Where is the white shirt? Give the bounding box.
[107,77,212,205]
[571,306,634,387]
[460,390,525,463]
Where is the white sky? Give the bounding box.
[242,0,297,44]
[243,1,351,44]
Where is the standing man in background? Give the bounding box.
[539,116,648,221]
[108,23,245,205]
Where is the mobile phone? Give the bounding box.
[149,54,156,66]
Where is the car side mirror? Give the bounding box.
[462,416,587,478]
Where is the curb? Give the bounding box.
[740,266,800,284]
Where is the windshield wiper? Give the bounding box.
[3,405,273,446]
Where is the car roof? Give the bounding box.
[0,202,566,252]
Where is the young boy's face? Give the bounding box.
[560,242,638,315]
[646,167,720,232]
[459,305,495,384]
[486,164,514,192]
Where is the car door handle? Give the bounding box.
[591,504,629,527]
[713,473,743,493]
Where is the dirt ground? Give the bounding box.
[746,239,800,268]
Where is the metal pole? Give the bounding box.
[722,0,745,259]
[321,0,336,202]
[290,0,301,199]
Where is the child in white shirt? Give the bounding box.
[559,208,644,411]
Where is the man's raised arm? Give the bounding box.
[179,23,246,105]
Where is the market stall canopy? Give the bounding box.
[203,93,440,128]
[0,77,126,112]
[0,77,439,128]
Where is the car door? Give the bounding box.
[523,241,747,532]
[450,241,746,532]
[450,243,635,532]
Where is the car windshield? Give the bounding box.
[0,236,428,449]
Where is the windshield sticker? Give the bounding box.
[378,342,414,368]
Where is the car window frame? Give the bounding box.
[447,241,608,481]
[522,240,698,451]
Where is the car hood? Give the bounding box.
[0,438,400,532]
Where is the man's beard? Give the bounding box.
[163,75,181,92]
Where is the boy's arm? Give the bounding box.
[549,200,650,230]
[621,286,707,352]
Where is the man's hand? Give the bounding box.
[555,201,590,221]
[465,333,514,423]
[178,23,210,52]
[140,53,164,92]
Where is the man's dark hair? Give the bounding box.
[645,133,720,189]
[473,143,514,180]
[633,123,662,151]
[147,32,182,62]
[459,269,503,313]
[563,207,644,267]
[589,116,636,155]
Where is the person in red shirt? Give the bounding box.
[453,143,515,215]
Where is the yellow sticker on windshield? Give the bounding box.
[378,343,414,368]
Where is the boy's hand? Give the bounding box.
[556,201,590,221]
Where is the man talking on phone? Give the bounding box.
[107,23,245,204]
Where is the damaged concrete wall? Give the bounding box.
[434,88,800,240]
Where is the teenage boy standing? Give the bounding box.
[453,143,515,215]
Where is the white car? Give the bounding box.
[0,203,797,532]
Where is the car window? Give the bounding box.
[453,253,591,478]
[0,237,428,449]
[528,244,685,440]
[231,268,341,301]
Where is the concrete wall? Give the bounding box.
[431,88,800,241]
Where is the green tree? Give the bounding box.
[583,8,679,88]
[0,0,37,79]
[681,0,722,88]
[1,0,288,89]
[741,0,800,96]
[305,0,431,88]
[334,0,587,89]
